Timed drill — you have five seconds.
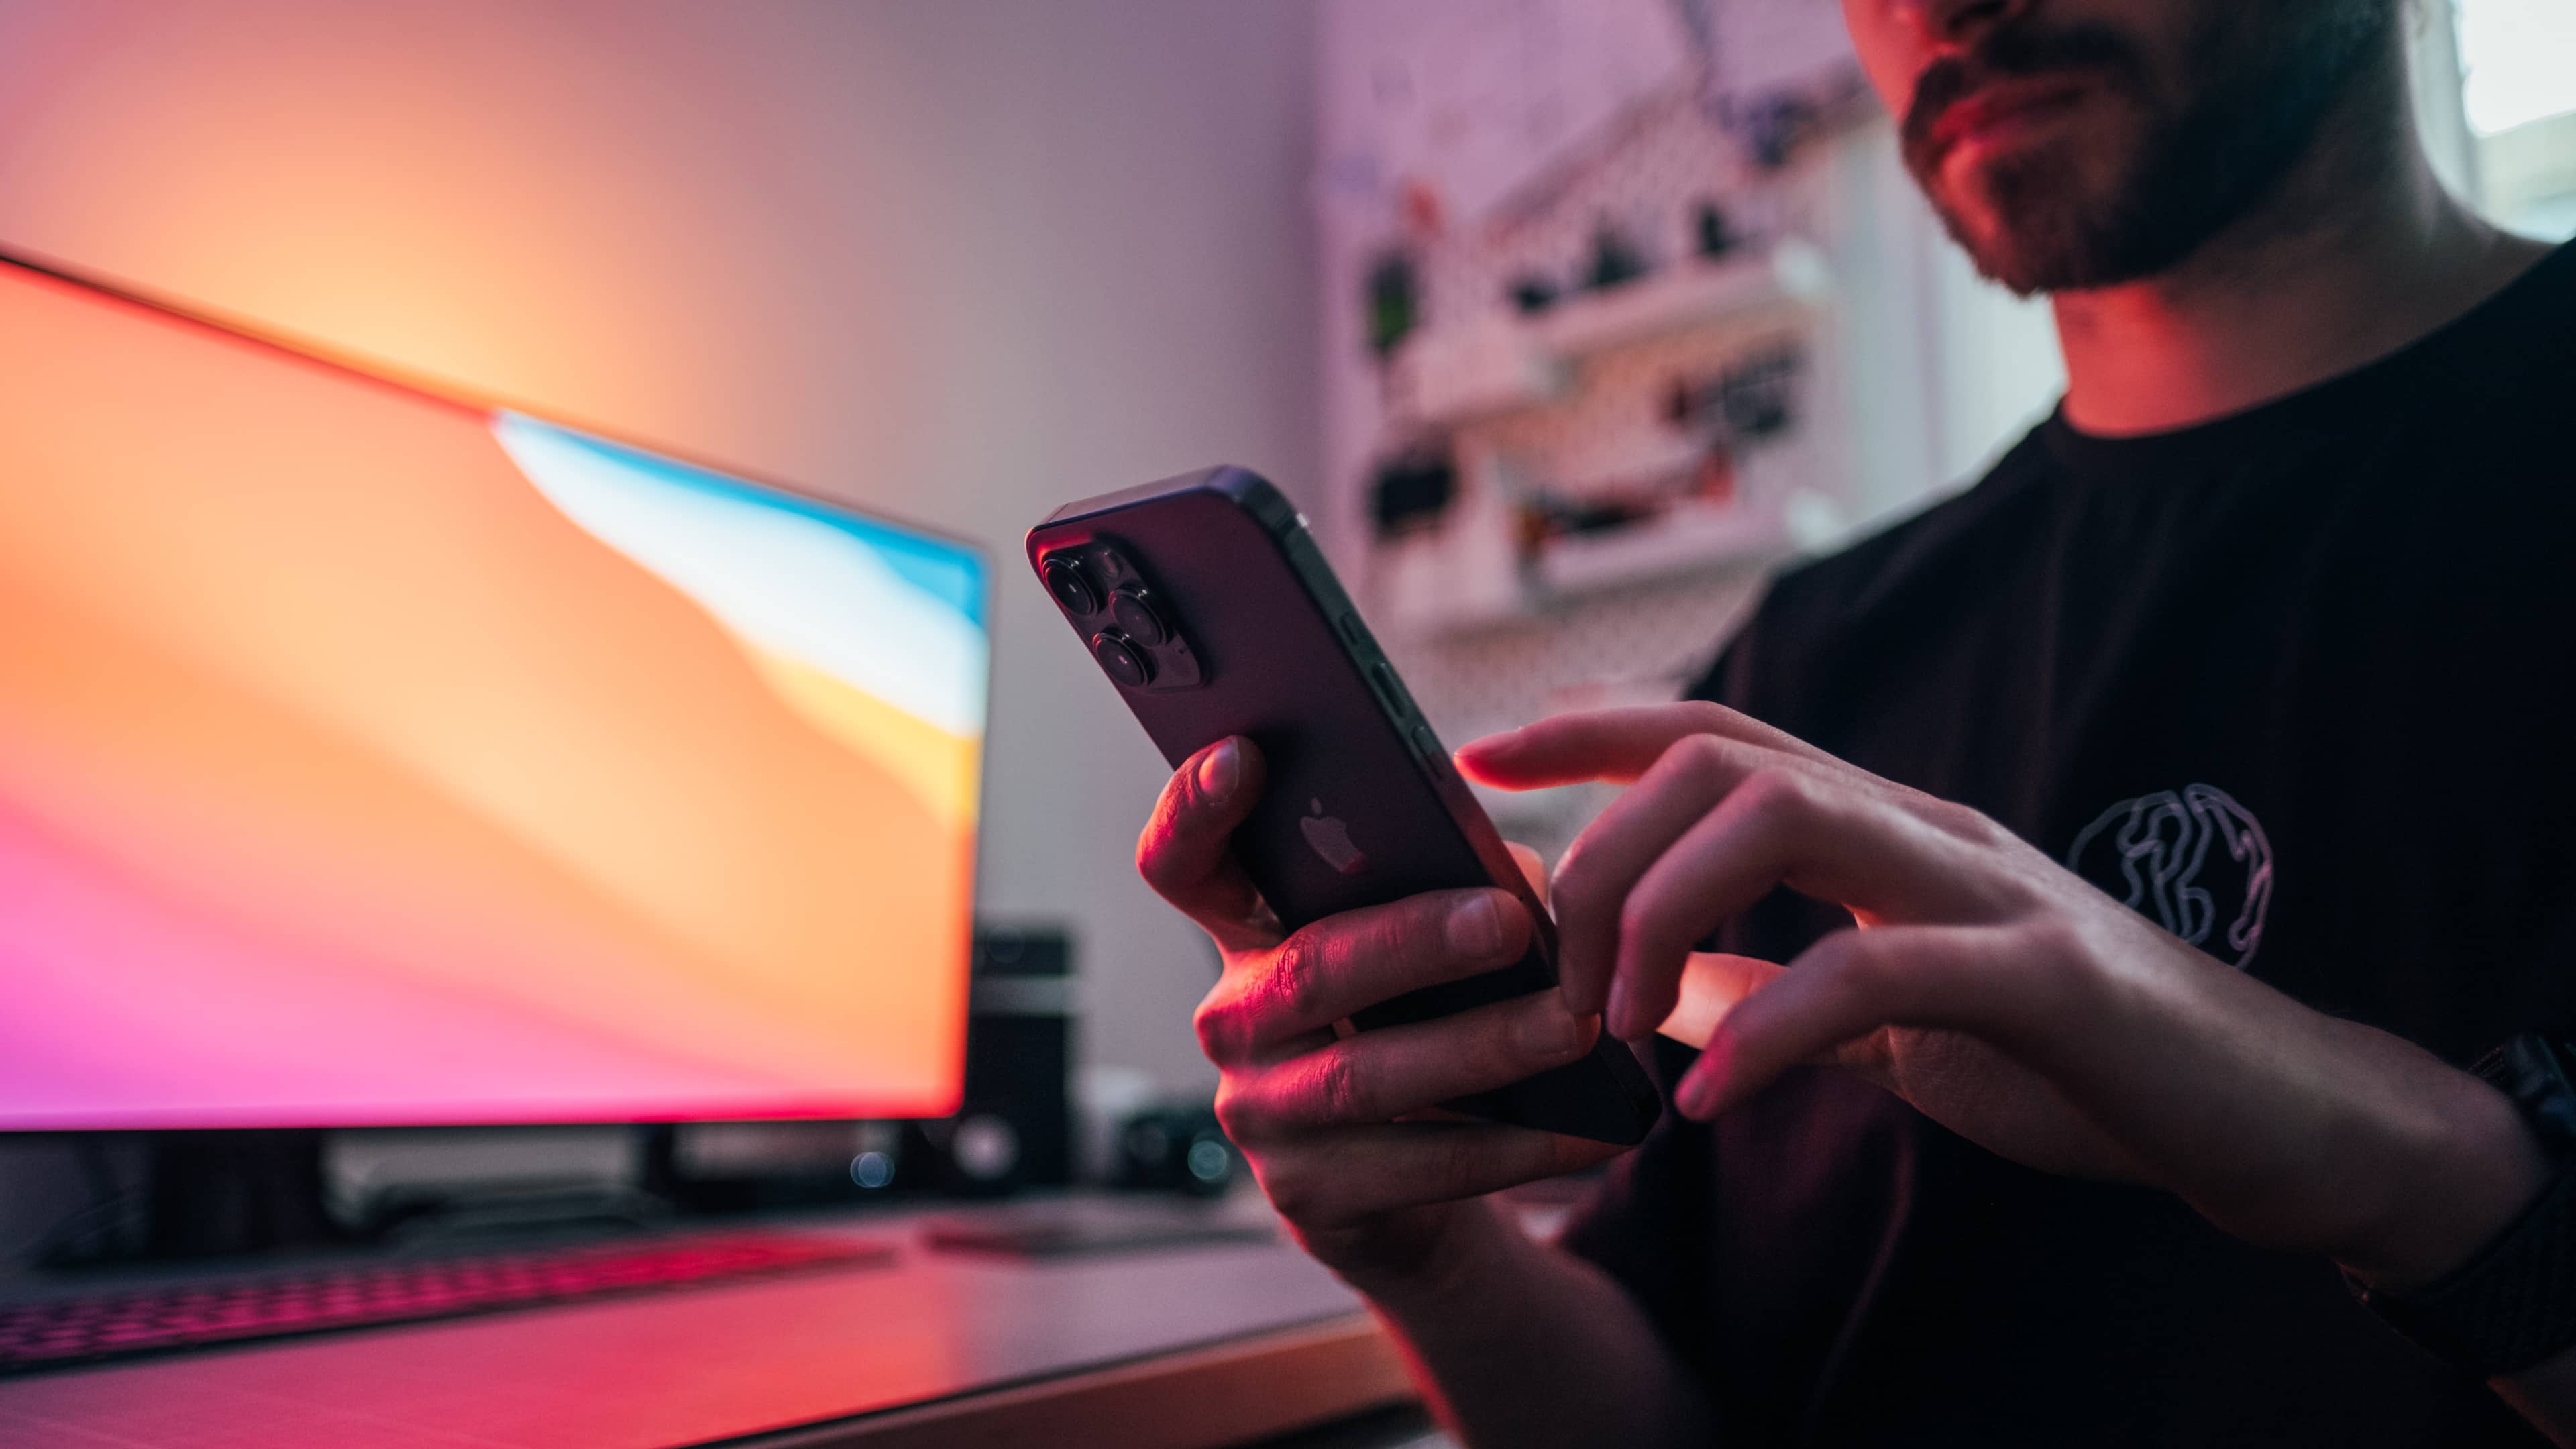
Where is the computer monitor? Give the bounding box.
[0,252,986,1130]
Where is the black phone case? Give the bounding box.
[1028,466,1662,1146]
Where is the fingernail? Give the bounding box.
[1676,1034,1733,1118]
[1559,961,1601,1017]
[1446,892,1505,957]
[1196,741,1238,802]
[1517,1001,1582,1059]
[1675,1069,1717,1119]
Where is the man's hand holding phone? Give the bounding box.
[1139,735,1621,1299]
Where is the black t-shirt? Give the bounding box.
[1560,240,2576,1446]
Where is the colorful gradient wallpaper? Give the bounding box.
[0,258,986,1128]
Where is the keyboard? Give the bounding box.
[0,1229,894,1375]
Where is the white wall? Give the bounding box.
[0,0,1319,1095]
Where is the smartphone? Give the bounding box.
[1028,466,1661,1146]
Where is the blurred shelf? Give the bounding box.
[1530,238,1831,357]
[1393,322,1572,426]
[1531,498,1794,596]
[1390,239,1832,429]
[1375,495,1816,641]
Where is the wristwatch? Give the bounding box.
[2351,1032,2576,1377]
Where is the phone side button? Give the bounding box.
[1370,661,1415,720]
[1410,722,1448,775]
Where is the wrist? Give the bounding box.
[1338,1197,1528,1318]
[2342,1033,2576,1382]
[2344,1061,2553,1293]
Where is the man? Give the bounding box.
[1140,0,2574,1442]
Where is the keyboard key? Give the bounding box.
[0,1230,893,1375]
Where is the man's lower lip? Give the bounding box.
[1939,93,2084,158]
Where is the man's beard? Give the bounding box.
[1899,5,2398,297]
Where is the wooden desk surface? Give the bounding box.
[0,1200,1417,1448]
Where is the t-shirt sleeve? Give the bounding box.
[1682,631,1752,712]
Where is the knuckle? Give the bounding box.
[1925,794,2003,847]
[1195,969,1267,1062]
[1664,731,1732,782]
[1311,1048,1368,1124]
[1964,806,2017,849]
[1269,930,1332,1020]
[1212,1079,1266,1143]
[1736,765,1807,816]
[1192,987,1246,1061]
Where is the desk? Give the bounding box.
[0,1199,1424,1448]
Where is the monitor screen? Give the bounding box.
[0,256,985,1129]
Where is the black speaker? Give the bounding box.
[916,927,1075,1195]
[1112,1103,1242,1197]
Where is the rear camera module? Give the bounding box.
[1091,631,1155,688]
[1043,557,1102,616]
[1109,588,1170,647]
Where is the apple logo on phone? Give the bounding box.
[1301,798,1367,875]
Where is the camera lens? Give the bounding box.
[1042,557,1102,616]
[1109,588,1170,647]
[1091,631,1155,688]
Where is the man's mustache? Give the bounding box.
[1900,23,2141,169]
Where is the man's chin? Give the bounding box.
[1949,229,2099,298]
[1921,187,2043,296]
[1924,161,2133,298]
[1913,117,2176,297]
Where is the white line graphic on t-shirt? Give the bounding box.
[2065,784,2274,969]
